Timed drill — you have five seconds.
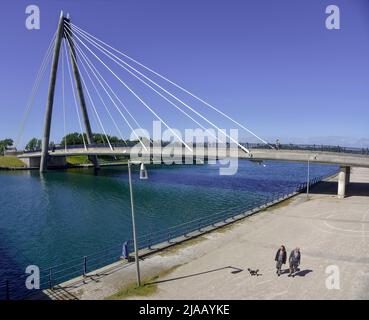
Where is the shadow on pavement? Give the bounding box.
[295,269,313,277]
[310,181,369,197]
[146,266,243,285]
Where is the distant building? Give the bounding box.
[4,147,21,156]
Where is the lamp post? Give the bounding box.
[306,158,310,197]
[127,160,148,287]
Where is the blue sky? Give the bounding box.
[0,0,368,147]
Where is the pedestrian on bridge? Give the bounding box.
[276,139,281,150]
[274,245,287,276]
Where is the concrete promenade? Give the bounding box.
[44,167,369,300]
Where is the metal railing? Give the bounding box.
[243,143,369,155]
[0,243,123,300]
[0,169,337,300]
[22,142,369,156]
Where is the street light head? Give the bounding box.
[139,163,148,180]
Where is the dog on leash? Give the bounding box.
[247,268,261,276]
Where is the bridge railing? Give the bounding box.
[22,142,369,156]
[0,169,337,300]
[243,143,369,155]
[22,142,132,154]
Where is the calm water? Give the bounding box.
[0,160,338,298]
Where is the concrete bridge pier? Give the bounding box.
[345,166,351,185]
[338,166,351,198]
[20,156,67,169]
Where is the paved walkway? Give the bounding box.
[47,167,369,300]
[131,167,369,300]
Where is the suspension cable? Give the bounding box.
[72,47,151,149]
[69,25,244,151]
[65,33,113,150]
[74,42,145,149]
[71,23,272,149]
[65,26,192,152]
[69,32,144,131]
[65,29,147,150]
[65,25,223,145]
[69,34,127,145]
[15,31,56,148]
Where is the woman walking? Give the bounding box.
[274,245,287,276]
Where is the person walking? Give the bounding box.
[274,245,287,276]
[276,139,281,150]
[288,247,301,277]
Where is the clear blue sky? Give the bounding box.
[1,0,369,147]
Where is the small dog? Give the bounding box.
[247,268,261,276]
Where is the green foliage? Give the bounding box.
[66,156,92,165]
[60,132,125,146]
[0,138,14,154]
[106,280,158,300]
[106,264,181,300]
[60,132,86,146]
[25,138,41,151]
[91,133,123,144]
[98,155,127,162]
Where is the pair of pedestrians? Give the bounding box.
[274,245,301,277]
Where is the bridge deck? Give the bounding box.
[18,146,369,168]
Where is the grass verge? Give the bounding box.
[0,156,25,168]
[66,156,128,166]
[66,156,92,165]
[106,265,180,300]
[107,279,158,300]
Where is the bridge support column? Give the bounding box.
[64,16,100,171]
[20,156,41,168]
[40,12,99,172]
[40,12,65,173]
[345,166,351,186]
[338,166,350,199]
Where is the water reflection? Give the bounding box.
[0,160,338,298]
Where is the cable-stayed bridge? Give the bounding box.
[16,12,369,199]
[19,143,369,167]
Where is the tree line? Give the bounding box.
[0,138,14,154]
[23,133,131,151]
[3,133,164,153]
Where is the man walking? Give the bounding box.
[288,247,301,277]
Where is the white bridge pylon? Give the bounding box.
[17,11,272,172]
